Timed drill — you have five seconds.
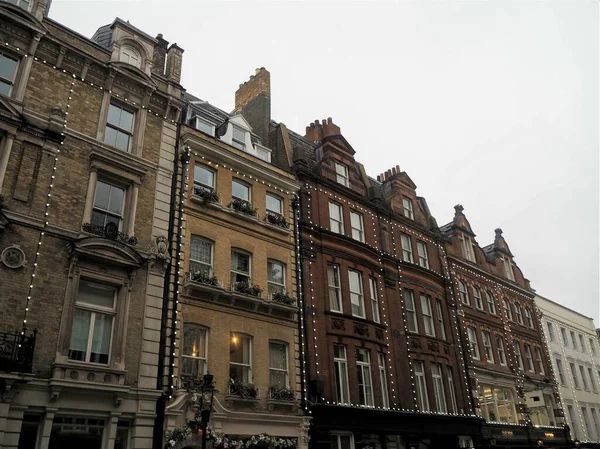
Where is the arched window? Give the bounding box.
[502,299,513,321]
[120,45,141,68]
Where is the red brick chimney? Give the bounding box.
[305,118,341,141]
[235,68,271,146]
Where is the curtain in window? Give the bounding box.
[90,313,112,364]
[69,309,91,360]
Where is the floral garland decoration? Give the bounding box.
[165,424,298,449]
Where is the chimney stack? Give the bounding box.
[235,68,271,146]
[304,117,341,141]
[152,33,169,76]
[165,43,184,83]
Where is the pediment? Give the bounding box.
[109,61,157,90]
[322,134,355,156]
[492,228,514,257]
[450,205,476,236]
[229,114,252,132]
[70,237,145,269]
[0,3,48,35]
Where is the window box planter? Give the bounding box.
[189,271,221,287]
[232,282,262,297]
[228,379,258,399]
[229,198,257,217]
[82,222,138,246]
[265,212,288,229]
[268,386,295,401]
[271,291,296,306]
[193,186,220,204]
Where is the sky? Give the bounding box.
[49,0,599,322]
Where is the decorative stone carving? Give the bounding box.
[331,318,345,331]
[1,245,27,269]
[87,372,95,382]
[427,340,439,352]
[444,344,450,355]
[69,370,79,380]
[353,323,369,337]
[411,338,422,349]
[391,329,402,339]
[148,235,169,274]
[375,329,384,340]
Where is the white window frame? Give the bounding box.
[546,322,555,342]
[266,193,283,215]
[482,331,494,364]
[514,304,524,325]
[91,180,126,231]
[189,236,213,275]
[560,327,568,345]
[416,240,429,268]
[473,287,484,310]
[524,344,534,372]
[335,162,349,187]
[486,291,496,315]
[232,125,247,151]
[534,347,545,375]
[513,342,524,370]
[328,264,342,313]
[589,338,597,356]
[329,201,344,234]
[333,345,350,404]
[356,348,374,406]
[460,234,476,263]
[400,234,413,263]
[404,290,418,333]
[181,324,208,377]
[467,326,480,360]
[230,249,251,286]
[195,117,215,136]
[369,277,380,324]
[435,299,446,340]
[229,333,252,384]
[267,260,286,299]
[502,256,515,281]
[378,353,389,408]
[0,51,19,97]
[503,299,513,321]
[459,281,470,305]
[104,102,135,152]
[496,336,507,366]
[232,179,251,203]
[525,307,534,328]
[119,45,141,68]
[588,367,597,392]
[431,363,447,413]
[194,164,216,192]
[414,360,429,411]
[447,367,458,414]
[350,211,365,242]
[556,359,566,385]
[578,334,585,353]
[348,269,365,319]
[570,331,578,350]
[402,197,414,219]
[421,295,435,337]
[269,341,289,389]
[569,362,580,389]
[579,365,589,390]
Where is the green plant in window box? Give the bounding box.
[271,291,296,306]
[265,212,288,228]
[193,186,220,204]
[268,386,295,401]
[190,271,220,287]
[229,197,257,217]
[233,281,262,297]
[229,378,258,398]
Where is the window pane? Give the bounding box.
[194,165,214,188]
[103,126,118,147]
[233,126,245,141]
[0,80,10,96]
[191,237,212,268]
[266,194,282,214]
[268,261,284,284]
[90,313,113,364]
[91,210,107,227]
[231,251,250,273]
[107,185,125,214]
[94,181,111,210]
[232,181,249,201]
[183,325,205,358]
[230,335,250,364]
[114,130,130,151]
[119,108,134,131]
[68,308,91,360]
[329,202,341,221]
[269,342,287,370]
[77,281,116,308]
[0,54,17,83]
[107,104,122,127]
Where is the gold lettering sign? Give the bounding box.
[544,433,555,438]
[502,431,514,436]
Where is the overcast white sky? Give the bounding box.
[50,1,599,322]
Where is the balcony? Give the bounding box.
[0,329,36,373]
[82,222,137,246]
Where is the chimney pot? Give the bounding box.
[327,117,332,124]
[322,119,327,127]
[377,175,381,182]
[391,167,397,175]
[157,33,163,39]
[396,164,400,172]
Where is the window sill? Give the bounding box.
[52,361,128,388]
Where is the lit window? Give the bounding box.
[403,198,414,219]
[190,236,213,275]
[91,180,125,230]
[335,162,349,187]
[524,308,534,328]
[502,257,515,281]
[416,241,429,268]
[514,304,523,325]
[460,235,477,263]
[266,193,283,215]
[400,234,413,263]
[421,295,435,337]
[267,260,285,299]
[459,281,470,305]
[333,345,350,404]
[496,336,507,366]
[329,201,344,234]
[435,299,446,340]
[404,290,418,333]
[486,291,496,315]
[327,264,342,313]
[502,299,513,321]
[232,179,250,202]
[0,52,18,96]
[68,280,116,364]
[447,367,458,413]
[356,348,374,406]
[524,344,534,372]
[119,46,141,68]
[482,331,494,363]
[194,165,215,192]
[513,342,523,370]
[269,341,288,389]
[230,250,251,286]
[534,347,545,375]
[104,103,134,151]
[369,277,380,323]
[182,324,207,377]
[232,126,246,151]
[414,360,429,411]
[478,386,516,423]
[467,327,480,360]
[473,287,483,310]
[229,333,251,384]
[431,363,447,413]
[378,353,389,408]
[348,269,365,318]
[350,211,364,242]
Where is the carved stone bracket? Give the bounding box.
[410,338,422,349]
[391,329,402,339]
[427,340,439,352]
[353,323,369,337]
[331,318,345,331]
[375,329,384,340]
[148,235,169,274]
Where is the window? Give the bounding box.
[591,409,600,437]
[356,348,374,406]
[0,52,18,96]
[232,126,246,151]
[329,201,344,234]
[269,341,288,388]
[348,270,365,318]
[502,299,513,321]
[482,331,494,363]
[581,407,592,440]
[588,367,597,392]
[570,331,578,350]
[546,322,555,342]
[473,287,483,310]
[404,290,418,333]
[267,260,285,299]
[459,281,470,305]
[378,353,389,408]
[400,235,413,263]
[119,46,141,68]
[255,145,271,162]
[578,334,585,353]
[579,365,589,390]
[229,333,251,383]
[447,367,458,413]
[190,236,213,275]
[555,359,566,385]
[266,193,283,215]
[569,362,580,389]
[487,387,516,423]
[181,324,207,377]
[335,162,349,187]
[435,299,446,340]
[416,241,429,268]
[534,347,545,375]
[331,434,353,449]
[467,327,480,360]
[421,295,435,337]
[496,336,507,366]
[231,250,251,285]
[194,165,215,192]
[350,211,364,242]
[513,342,523,370]
[514,304,523,325]
[3,0,30,11]
[402,198,414,219]
[567,405,579,438]
[502,257,515,281]
[486,291,496,314]
[333,345,350,404]
[524,308,534,328]
[431,363,447,413]
[414,360,429,411]
[232,179,250,202]
[104,103,134,151]
[68,280,116,364]
[327,264,342,312]
[91,180,125,229]
[195,117,215,136]
[460,235,477,263]
[369,278,380,323]
[590,338,597,356]
[560,327,568,345]
[524,344,534,372]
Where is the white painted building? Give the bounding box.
[536,294,600,442]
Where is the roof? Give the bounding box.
[270,119,319,168]
[439,222,453,236]
[91,18,159,50]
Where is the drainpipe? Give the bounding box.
[292,195,307,411]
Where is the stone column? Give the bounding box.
[3,405,26,448]
[129,416,155,449]
[127,183,139,235]
[82,168,98,224]
[104,413,120,449]
[0,133,15,194]
[37,408,57,449]
[0,402,10,448]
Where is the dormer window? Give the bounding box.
[195,117,215,136]
[460,234,477,263]
[232,126,246,151]
[119,46,141,68]
[335,162,349,187]
[402,198,414,220]
[502,257,515,281]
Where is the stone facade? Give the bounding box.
[0,1,183,448]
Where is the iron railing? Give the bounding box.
[0,329,36,373]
